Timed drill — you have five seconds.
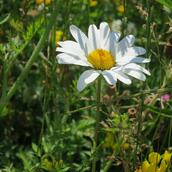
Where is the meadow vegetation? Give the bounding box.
[0,0,172,171]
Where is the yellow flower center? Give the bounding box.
[87,49,115,70]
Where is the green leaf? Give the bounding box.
[0,13,10,25]
[156,0,172,10]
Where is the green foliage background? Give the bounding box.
[0,0,172,171]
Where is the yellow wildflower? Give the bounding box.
[56,31,63,45]
[117,5,124,13]
[35,0,42,5]
[90,0,97,7]
[137,151,171,172]
[122,143,130,150]
[35,0,51,5]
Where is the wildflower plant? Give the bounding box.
[56,22,150,171]
[135,151,172,172]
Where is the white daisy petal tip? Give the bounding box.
[100,21,109,28]
[146,70,151,76]
[145,58,151,63]
[69,25,76,32]
[127,35,135,44]
[125,79,132,85]
[77,70,100,92]
[102,70,117,85]
[119,34,136,47]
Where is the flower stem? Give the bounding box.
[92,77,102,172]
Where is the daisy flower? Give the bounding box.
[56,22,150,91]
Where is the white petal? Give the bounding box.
[124,63,151,75]
[116,46,146,62]
[118,35,135,47]
[116,35,136,59]
[56,41,86,59]
[109,32,121,56]
[57,53,90,66]
[128,57,150,63]
[100,22,110,50]
[111,31,121,42]
[70,25,88,52]
[117,57,150,65]
[112,71,132,85]
[88,24,100,51]
[77,70,100,91]
[123,69,146,81]
[125,47,146,57]
[102,70,117,85]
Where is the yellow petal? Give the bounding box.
[135,166,142,172]
[142,160,150,172]
[159,160,167,172]
[163,150,172,163]
[148,152,160,164]
[147,163,157,172]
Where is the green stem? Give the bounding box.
[133,98,143,171]
[118,87,172,100]
[146,0,152,59]
[168,119,172,147]
[0,4,58,114]
[103,151,115,172]
[122,0,127,36]
[92,77,102,172]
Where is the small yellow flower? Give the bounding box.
[35,0,51,5]
[122,143,130,150]
[90,0,98,7]
[35,0,42,5]
[45,0,51,5]
[163,150,172,163]
[56,31,63,45]
[117,5,124,13]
